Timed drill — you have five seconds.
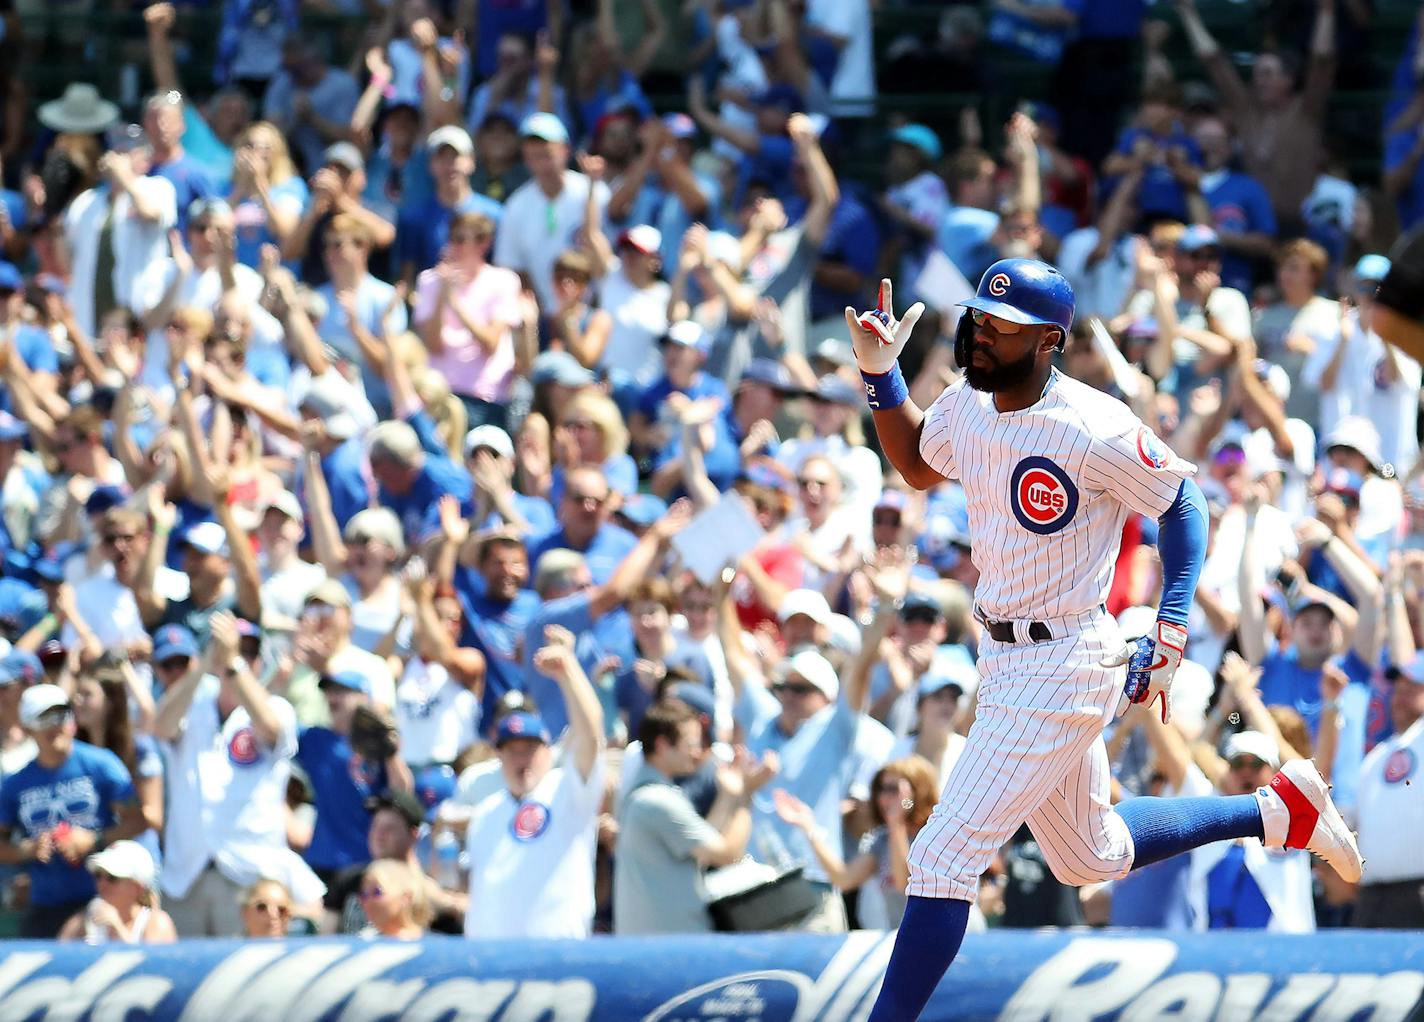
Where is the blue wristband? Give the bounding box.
[861,364,908,411]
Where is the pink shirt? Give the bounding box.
[414,264,522,401]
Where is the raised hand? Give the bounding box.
[773,787,814,830]
[437,493,470,547]
[845,278,924,376]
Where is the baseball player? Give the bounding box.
[848,259,1363,1022]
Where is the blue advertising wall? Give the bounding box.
[0,930,1420,1021]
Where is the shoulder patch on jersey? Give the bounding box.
[1009,457,1079,535]
[511,800,552,841]
[1136,426,1170,470]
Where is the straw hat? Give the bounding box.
[38,84,120,135]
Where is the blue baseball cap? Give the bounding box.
[413,764,457,820]
[617,493,668,529]
[496,710,551,746]
[889,123,942,162]
[84,485,129,517]
[739,358,803,394]
[0,262,21,292]
[669,681,716,720]
[1177,225,1221,253]
[30,556,65,585]
[960,258,1075,334]
[1354,254,1391,282]
[520,111,570,144]
[152,624,199,662]
[0,649,43,686]
[0,412,27,442]
[320,670,371,695]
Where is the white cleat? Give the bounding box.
[1267,759,1364,883]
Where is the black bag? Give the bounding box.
[707,866,824,932]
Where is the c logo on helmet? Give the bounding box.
[987,273,1012,297]
[1136,427,1170,470]
[1384,748,1416,784]
[1010,457,1078,535]
[511,801,552,841]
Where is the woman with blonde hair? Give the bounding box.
[239,878,295,938]
[551,388,637,502]
[775,755,941,928]
[59,841,177,944]
[228,121,307,266]
[358,859,431,940]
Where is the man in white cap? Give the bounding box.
[396,125,504,283]
[725,626,875,931]
[0,685,149,937]
[776,588,835,651]
[495,112,609,309]
[1322,416,1404,550]
[463,424,555,537]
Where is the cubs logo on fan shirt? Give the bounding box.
[228,727,260,766]
[1009,457,1078,535]
[1383,748,1416,784]
[512,801,552,841]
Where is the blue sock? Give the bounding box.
[1118,794,1264,870]
[867,896,971,1022]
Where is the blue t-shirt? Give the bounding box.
[233,176,308,268]
[1204,171,1277,294]
[1385,129,1424,232]
[1108,852,1193,929]
[314,274,408,418]
[377,413,474,542]
[316,437,369,532]
[988,0,1082,61]
[653,405,768,496]
[395,191,504,277]
[785,191,880,321]
[635,371,729,424]
[743,136,796,205]
[473,0,550,78]
[1111,127,1202,221]
[151,154,216,232]
[0,742,136,906]
[0,324,58,416]
[519,590,636,737]
[736,685,860,884]
[526,522,637,587]
[296,727,388,872]
[1077,0,1145,39]
[616,644,716,736]
[575,70,653,137]
[475,492,556,539]
[454,573,541,723]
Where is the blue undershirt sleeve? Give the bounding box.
[1156,478,1208,627]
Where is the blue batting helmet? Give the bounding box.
[960,258,1075,335]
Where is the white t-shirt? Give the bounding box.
[130,258,283,400]
[1057,229,1138,322]
[463,758,605,938]
[61,573,150,651]
[1354,717,1424,883]
[64,179,178,336]
[395,657,480,767]
[159,677,301,899]
[1189,501,1297,672]
[806,0,875,117]
[492,170,609,310]
[595,264,671,376]
[1242,420,1316,521]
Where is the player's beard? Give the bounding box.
[964,342,1038,392]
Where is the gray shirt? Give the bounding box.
[613,764,718,935]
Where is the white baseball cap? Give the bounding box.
[1223,730,1280,769]
[264,490,303,522]
[777,589,833,627]
[19,684,71,729]
[87,839,157,890]
[1323,416,1385,473]
[776,649,840,701]
[464,424,515,460]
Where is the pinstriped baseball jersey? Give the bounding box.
[918,369,1195,621]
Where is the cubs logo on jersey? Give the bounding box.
[511,801,552,842]
[1009,457,1079,535]
[228,727,260,766]
[1136,427,1170,470]
[988,273,1011,297]
[1383,747,1416,784]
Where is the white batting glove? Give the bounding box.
[843,278,925,375]
[1101,620,1187,724]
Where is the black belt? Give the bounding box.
[982,619,1053,644]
